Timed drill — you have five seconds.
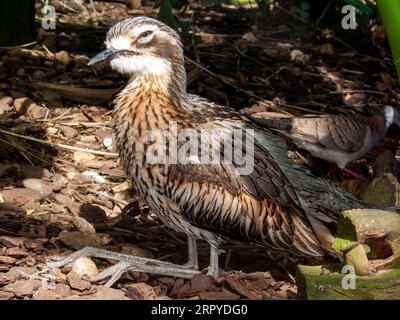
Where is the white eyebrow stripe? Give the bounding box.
[131,24,158,38]
[109,36,131,50]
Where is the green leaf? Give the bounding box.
[155,0,178,29]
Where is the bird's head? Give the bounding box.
[88,16,186,93]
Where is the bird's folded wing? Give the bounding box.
[167,122,324,257]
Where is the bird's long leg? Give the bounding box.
[47,246,200,286]
[182,236,199,270]
[206,244,220,279]
[327,165,364,180]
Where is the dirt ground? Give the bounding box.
[0,0,399,300]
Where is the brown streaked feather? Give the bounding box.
[167,121,324,257]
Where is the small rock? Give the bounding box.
[0,236,25,248]
[3,279,42,297]
[13,97,34,114]
[54,193,70,204]
[125,283,158,300]
[290,49,310,64]
[5,247,29,257]
[58,231,112,250]
[320,43,334,55]
[68,286,129,300]
[362,173,400,207]
[16,68,25,76]
[80,135,97,144]
[52,268,67,283]
[0,95,13,106]
[54,283,71,298]
[73,151,96,164]
[71,216,96,234]
[34,287,58,300]
[0,291,15,300]
[33,70,46,80]
[0,188,43,205]
[0,95,13,115]
[199,288,240,300]
[55,50,71,65]
[59,125,79,138]
[79,203,107,224]
[24,238,48,250]
[21,165,52,179]
[26,103,48,120]
[67,271,91,291]
[22,178,53,198]
[0,256,17,264]
[52,174,68,190]
[72,257,98,278]
[190,274,216,292]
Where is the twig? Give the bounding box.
[0,128,118,157]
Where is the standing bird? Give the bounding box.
[251,106,400,176]
[48,17,368,284]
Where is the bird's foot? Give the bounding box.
[182,261,199,270]
[47,246,200,287]
[206,265,220,279]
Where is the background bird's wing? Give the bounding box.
[252,114,368,153]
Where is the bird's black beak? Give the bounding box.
[88,47,119,66]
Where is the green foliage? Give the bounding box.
[289,2,311,20]
[344,0,376,18]
[155,0,178,29]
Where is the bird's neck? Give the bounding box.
[113,74,189,136]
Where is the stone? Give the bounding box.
[73,151,96,164]
[72,257,98,278]
[34,287,58,300]
[22,178,53,198]
[0,291,15,300]
[26,103,48,120]
[66,286,129,300]
[5,247,29,257]
[58,125,79,139]
[58,231,111,251]
[21,165,52,179]
[2,279,42,297]
[190,274,215,292]
[125,283,158,300]
[0,188,43,205]
[199,288,240,300]
[0,256,17,264]
[67,271,91,291]
[0,95,13,115]
[55,50,71,64]
[0,236,25,248]
[33,70,46,80]
[13,97,34,114]
[362,173,400,207]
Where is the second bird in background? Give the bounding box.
[251,105,400,175]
